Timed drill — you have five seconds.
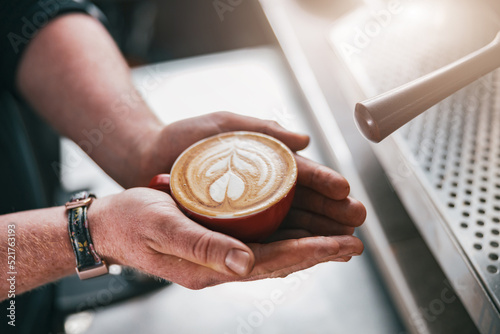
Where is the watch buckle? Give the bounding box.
[76,262,108,280]
[66,197,94,209]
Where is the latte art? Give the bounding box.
[170,132,297,218]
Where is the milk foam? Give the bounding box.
[170,132,297,217]
[209,170,244,202]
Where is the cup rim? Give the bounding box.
[169,131,298,219]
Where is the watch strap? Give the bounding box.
[67,191,108,279]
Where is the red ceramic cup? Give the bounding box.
[149,174,296,242]
[148,134,297,242]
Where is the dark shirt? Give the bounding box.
[0,0,102,91]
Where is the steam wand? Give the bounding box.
[355,31,500,143]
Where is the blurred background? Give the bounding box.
[97,0,276,65]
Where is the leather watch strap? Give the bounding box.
[66,191,108,279]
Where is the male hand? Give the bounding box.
[90,187,364,289]
[136,111,311,187]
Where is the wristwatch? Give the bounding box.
[66,191,108,280]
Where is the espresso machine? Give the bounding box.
[259,0,500,332]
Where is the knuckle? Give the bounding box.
[269,120,280,128]
[212,111,234,128]
[313,239,339,260]
[261,120,281,134]
[191,232,215,264]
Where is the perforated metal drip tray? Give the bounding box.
[329,0,500,331]
[400,71,500,277]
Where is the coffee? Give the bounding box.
[170,131,297,218]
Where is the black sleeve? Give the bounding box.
[0,0,106,92]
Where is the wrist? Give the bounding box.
[134,125,168,187]
[113,119,162,188]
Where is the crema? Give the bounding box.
[170,132,297,218]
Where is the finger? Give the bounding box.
[332,235,364,256]
[293,186,366,227]
[295,155,350,200]
[281,208,356,235]
[251,236,339,274]
[145,235,363,288]
[263,254,355,280]
[150,212,255,277]
[211,111,310,152]
[246,235,363,280]
[253,235,363,271]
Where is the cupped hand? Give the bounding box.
[137,111,311,187]
[113,111,366,288]
[89,187,364,290]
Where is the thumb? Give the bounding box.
[161,214,255,276]
[212,112,310,152]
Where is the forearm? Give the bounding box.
[0,207,74,300]
[16,14,163,188]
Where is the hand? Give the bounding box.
[136,111,311,187]
[89,187,364,289]
[91,111,366,289]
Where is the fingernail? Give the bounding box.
[225,249,251,276]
